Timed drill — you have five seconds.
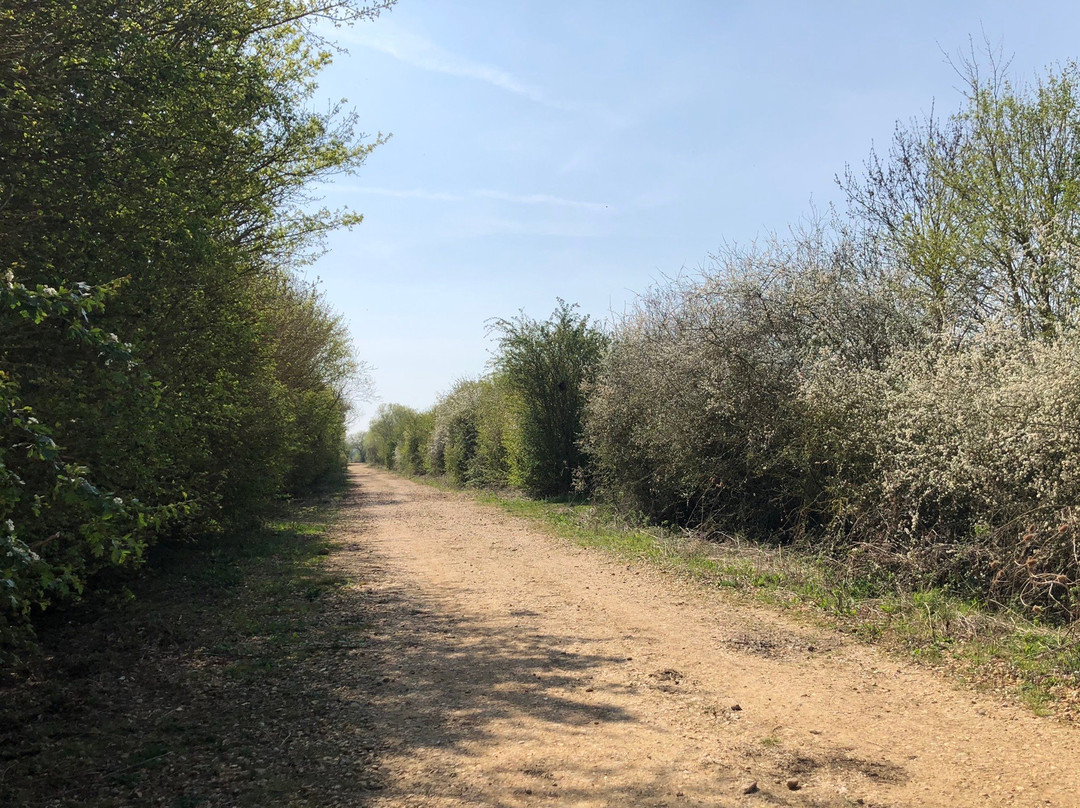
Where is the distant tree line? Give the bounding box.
[1,1,391,654]
[366,56,1080,620]
[362,301,607,498]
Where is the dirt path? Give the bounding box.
[341,465,1080,808]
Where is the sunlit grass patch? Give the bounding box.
[471,485,1080,719]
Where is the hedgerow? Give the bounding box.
[370,56,1080,620]
[585,57,1080,616]
[1,1,388,657]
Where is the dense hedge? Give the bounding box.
[364,303,606,496]
[586,60,1080,616]
[368,59,1080,619]
[1,1,388,652]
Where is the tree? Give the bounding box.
[1,0,392,654]
[488,301,608,497]
[363,404,421,470]
[842,53,1080,341]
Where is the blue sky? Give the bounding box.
[309,1,1080,428]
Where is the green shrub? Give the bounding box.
[1,0,387,658]
[426,379,510,486]
[489,301,608,497]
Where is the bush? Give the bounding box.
[807,329,1080,612]
[0,278,185,651]
[489,301,608,497]
[364,404,420,470]
[584,226,914,533]
[427,378,513,486]
[1,0,387,657]
[584,57,1080,618]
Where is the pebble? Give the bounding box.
[786,778,800,791]
[741,781,758,794]
[730,703,742,711]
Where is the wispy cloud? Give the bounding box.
[475,190,610,212]
[328,185,466,202]
[323,184,613,212]
[445,215,607,239]
[340,25,565,110]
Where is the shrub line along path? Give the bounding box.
[343,465,1080,807]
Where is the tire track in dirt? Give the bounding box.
[337,465,1080,807]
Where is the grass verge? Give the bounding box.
[469,489,1080,719]
[0,479,386,807]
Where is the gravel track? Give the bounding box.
[341,464,1080,807]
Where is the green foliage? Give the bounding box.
[488,301,608,497]
[584,56,1080,617]
[427,381,479,483]
[424,377,515,486]
[363,404,431,474]
[346,431,367,463]
[843,57,1080,341]
[261,278,368,492]
[0,277,187,651]
[395,409,435,476]
[387,303,607,495]
[1,0,388,656]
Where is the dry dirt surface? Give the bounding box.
[342,464,1080,808]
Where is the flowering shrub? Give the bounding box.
[807,330,1080,613]
[582,60,1080,618]
[584,229,915,533]
[582,217,1080,616]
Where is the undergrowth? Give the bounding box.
[0,476,385,806]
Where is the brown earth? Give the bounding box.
[344,464,1080,808]
[5,463,1080,807]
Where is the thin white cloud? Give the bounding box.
[476,190,611,212]
[321,184,613,212]
[340,25,564,110]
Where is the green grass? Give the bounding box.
[466,484,1080,718]
[0,479,382,807]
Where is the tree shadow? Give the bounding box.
[0,494,706,807]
